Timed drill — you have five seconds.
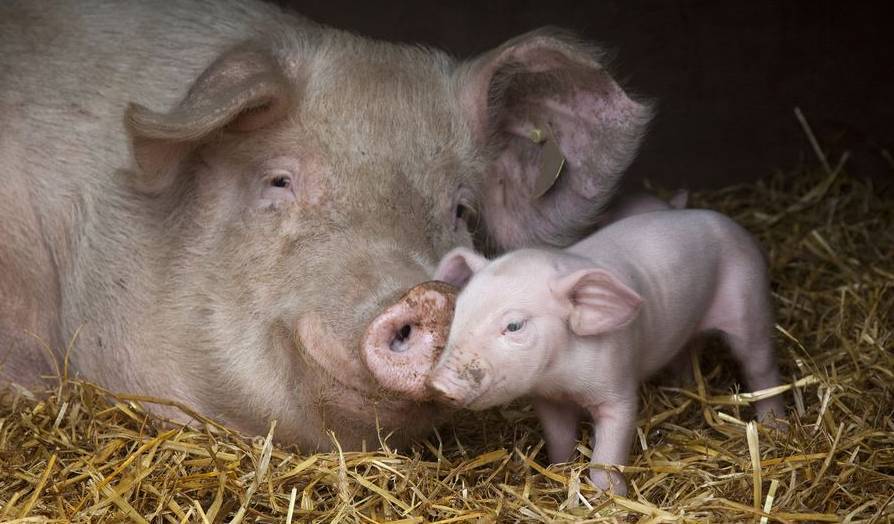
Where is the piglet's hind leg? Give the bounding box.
[722,330,786,425]
[708,263,786,426]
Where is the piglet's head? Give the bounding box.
[428,249,644,409]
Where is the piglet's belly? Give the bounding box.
[634,338,696,382]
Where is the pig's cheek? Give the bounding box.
[296,313,372,393]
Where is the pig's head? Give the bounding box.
[122,25,649,449]
[428,248,643,410]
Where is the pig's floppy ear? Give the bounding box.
[458,28,652,251]
[434,247,488,288]
[552,268,643,336]
[126,46,295,193]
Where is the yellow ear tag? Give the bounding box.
[530,125,566,199]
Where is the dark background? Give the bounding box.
[276,1,893,190]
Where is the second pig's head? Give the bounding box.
[428,248,643,409]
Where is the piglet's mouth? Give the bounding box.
[426,363,492,409]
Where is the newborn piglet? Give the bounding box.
[428,209,786,495]
[599,188,689,224]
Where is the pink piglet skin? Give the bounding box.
[429,209,786,496]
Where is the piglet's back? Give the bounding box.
[567,209,764,307]
[571,209,758,264]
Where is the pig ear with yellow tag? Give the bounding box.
[529,124,567,199]
[457,28,652,251]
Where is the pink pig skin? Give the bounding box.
[599,189,688,224]
[429,209,786,495]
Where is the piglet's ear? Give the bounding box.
[457,28,652,251]
[552,268,643,336]
[126,46,295,193]
[434,247,488,288]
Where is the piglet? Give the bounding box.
[599,189,689,224]
[428,209,786,495]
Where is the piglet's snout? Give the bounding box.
[426,371,465,407]
[361,281,457,401]
[427,356,490,408]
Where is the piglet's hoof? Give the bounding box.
[361,281,457,400]
[589,468,628,497]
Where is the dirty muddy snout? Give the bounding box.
[426,358,491,409]
[361,281,458,400]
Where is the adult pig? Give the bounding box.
[429,209,785,494]
[0,0,650,450]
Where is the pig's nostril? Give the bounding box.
[390,324,413,352]
[361,281,458,399]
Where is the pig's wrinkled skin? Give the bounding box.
[429,209,786,495]
[0,0,651,450]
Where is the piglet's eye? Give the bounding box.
[505,320,525,333]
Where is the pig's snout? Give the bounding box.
[361,281,457,401]
[427,357,491,409]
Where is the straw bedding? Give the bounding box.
[2,137,892,522]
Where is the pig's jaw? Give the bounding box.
[297,313,377,394]
[293,312,448,448]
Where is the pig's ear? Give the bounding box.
[126,46,295,193]
[457,28,652,251]
[552,268,643,336]
[434,247,488,288]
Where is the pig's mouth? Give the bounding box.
[295,313,377,394]
[294,280,457,405]
[294,316,446,432]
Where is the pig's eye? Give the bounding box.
[452,186,478,232]
[271,175,291,188]
[455,204,470,221]
[257,169,297,209]
[504,320,526,334]
[453,202,479,233]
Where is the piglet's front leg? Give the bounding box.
[587,398,638,497]
[534,397,582,464]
